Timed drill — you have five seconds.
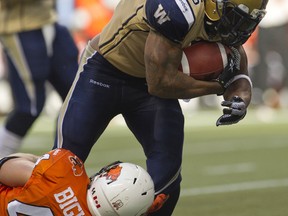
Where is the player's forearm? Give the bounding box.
[223,78,252,107]
[0,157,34,187]
[222,45,251,106]
[145,32,223,98]
[9,152,39,163]
[147,72,223,99]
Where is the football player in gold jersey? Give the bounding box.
[0,0,78,157]
[54,0,268,215]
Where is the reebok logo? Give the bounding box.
[89,79,110,88]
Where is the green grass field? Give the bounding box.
[2,107,288,216]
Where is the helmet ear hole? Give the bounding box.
[205,0,221,21]
[87,162,155,216]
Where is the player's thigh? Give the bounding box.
[2,30,50,80]
[50,24,79,98]
[123,96,184,191]
[124,96,184,155]
[56,69,122,157]
[0,32,49,112]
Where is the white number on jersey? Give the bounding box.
[7,200,53,216]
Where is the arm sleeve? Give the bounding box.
[0,156,19,169]
[145,0,195,43]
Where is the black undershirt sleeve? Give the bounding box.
[0,156,19,169]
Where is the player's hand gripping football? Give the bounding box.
[216,96,247,126]
[216,47,241,91]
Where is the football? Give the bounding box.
[179,41,231,81]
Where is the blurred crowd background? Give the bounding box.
[0,0,288,117]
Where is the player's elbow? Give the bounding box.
[147,82,170,98]
[147,84,160,96]
[146,73,175,98]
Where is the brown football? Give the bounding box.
[179,41,231,81]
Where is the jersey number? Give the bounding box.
[7,200,53,216]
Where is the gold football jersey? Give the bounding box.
[98,0,220,78]
[0,0,57,34]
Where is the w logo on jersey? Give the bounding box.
[154,4,171,25]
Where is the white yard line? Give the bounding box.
[181,178,288,197]
[203,162,256,175]
[184,141,288,155]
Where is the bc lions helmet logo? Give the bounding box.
[103,165,122,183]
[69,156,84,176]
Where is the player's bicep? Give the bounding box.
[145,0,195,43]
[144,30,182,90]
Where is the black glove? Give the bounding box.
[216,96,247,126]
[216,47,241,90]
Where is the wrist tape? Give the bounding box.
[228,74,253,88]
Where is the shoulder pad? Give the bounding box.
[145,0,195,43]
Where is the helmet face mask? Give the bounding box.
[205,0,267,46]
